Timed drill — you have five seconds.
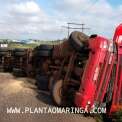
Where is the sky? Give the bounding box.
[0,0,122,40]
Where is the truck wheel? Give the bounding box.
[13,68,26,77]
[0,48,9,52]
[69,31,89,52]
[0,51,8,56]
[4,66,13,72]
[0,65,4,72]
[37,45,53,51]
[51,80,63,106]
[14,48,26,52]
[36,75,49,91]
[36,50,52,57]
[14,52,26,56]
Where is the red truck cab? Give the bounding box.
[75,35,115,111]
[75,24,122,114]
[110,24,122,113]
[75,35,108,108]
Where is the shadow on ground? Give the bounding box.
[36,90,54,106]
[15,76,54,106]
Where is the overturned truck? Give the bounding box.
[33,31,92,105]
[33,25,122,117]
[0,25,122,119]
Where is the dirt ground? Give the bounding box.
[0,73,96,122]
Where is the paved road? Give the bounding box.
[0,73,96,122]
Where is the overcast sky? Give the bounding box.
[0,0,122,40]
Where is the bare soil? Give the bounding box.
[0,73,96,122]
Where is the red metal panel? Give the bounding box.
[75,36,110,109]
[110,24,122,113]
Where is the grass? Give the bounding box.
[8,41,62,49]
[112,110,122,122]
[8,43,39,49]
[94,115,104,122]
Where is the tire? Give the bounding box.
[36,50,52,57]
[13,68,26,77]
[69,31,89,52]
[12,48,27,57]
[0,51,8,56]
[4,66,13,72]
[36,75,49,91]
[0,48,9,52]
[0,65,4,72]
[51,80,63,106]
[14,48,26,52]
[37,45,53,51]
[14,51,26,56]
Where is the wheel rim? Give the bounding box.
[53,80,63,105]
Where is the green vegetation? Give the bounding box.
[8,43,38,49]
[8,41,63,49]
[94,115,103,122]
[112,110,122,122]
[0,39,65,49]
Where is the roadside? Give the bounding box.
[0,73,96,122]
